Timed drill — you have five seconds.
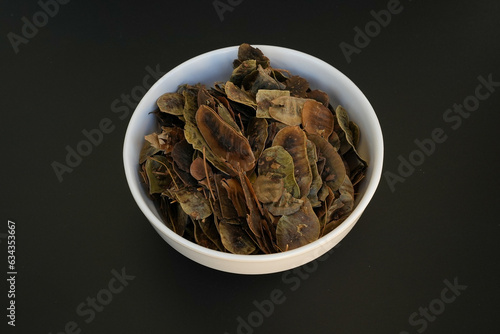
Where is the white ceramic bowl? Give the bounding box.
[123,45,383,275]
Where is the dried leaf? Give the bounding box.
[171,139,194,172]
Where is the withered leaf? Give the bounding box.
[197,86,217,110]
[214,174,239,219]
[193,219,219,250]
[196,105,255,172]
[221,178,247,218]
[198,216,224,251]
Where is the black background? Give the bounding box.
[2,0,500,333]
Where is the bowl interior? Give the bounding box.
[123,45,383,274]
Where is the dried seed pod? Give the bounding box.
[230,59,257,86]
[174,188,212,221]
[276,199,320,251]
[157,92,184,115]
[306,140,322,207]
[302,100,334,139]
[246,117,268,162]
[285,75,309,98]
[268,96,309,126]
[256,89,290,118]
[140,43,368,254]
[258,146,300,198]
[196,105,255,172]
[219,221,257,255]
[145,156,172,194]
[253,174,284,204]
[273,126,312,198]
[225,81,257,108]
[249,65,286,95]
[307,134,346,192]
[306,89,329,107]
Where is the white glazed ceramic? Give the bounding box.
[123,45,384,275]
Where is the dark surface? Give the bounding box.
[2,0,500,333]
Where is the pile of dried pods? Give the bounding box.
[139,43,367,254]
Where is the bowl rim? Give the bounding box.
[123,44,384,263]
